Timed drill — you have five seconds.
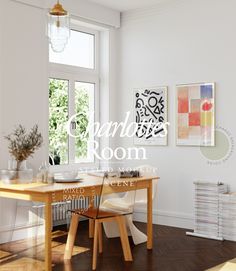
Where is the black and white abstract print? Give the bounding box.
[134,87,168,145]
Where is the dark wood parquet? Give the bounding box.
[1,221,236,271]
[52,221,236,271]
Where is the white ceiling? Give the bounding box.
[88,0,167,12]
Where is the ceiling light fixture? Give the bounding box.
[47,0,70,53]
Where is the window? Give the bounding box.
[74,82,95,163]
[49,78,69,165]
[49,26,99,166]
[49,30,95,69]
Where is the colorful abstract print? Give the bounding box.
[177,83,215,146]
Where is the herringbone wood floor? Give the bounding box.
[1,221,236,271]
[53,221,236,271]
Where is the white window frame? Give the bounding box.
[49,25,100,170]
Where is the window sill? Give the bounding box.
[49,162,100,173]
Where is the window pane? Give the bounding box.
[74,82,95,163]
[49,78,69,165]
[49,30,95,69]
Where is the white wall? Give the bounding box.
[117,0,236,229]
[0,0,49,172]
[0,0,49,242]
[0,0,120,242]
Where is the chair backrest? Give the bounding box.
[124,165,158,205]
[96,174,138,219]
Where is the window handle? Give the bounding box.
[71,121,76,130]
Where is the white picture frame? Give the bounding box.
[134,86,168,146]
[176,82,215,146]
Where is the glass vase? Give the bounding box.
[1,159,34,184]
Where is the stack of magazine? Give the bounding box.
[220,193,236,241]
[186,181,228,240]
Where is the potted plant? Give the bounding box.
[3,125,43,183]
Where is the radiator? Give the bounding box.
[52,199,88,226]
[52,197,99,226]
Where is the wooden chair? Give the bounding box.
[64,174,137,270]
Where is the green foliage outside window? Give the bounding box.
[75,83,90,161]
[49,79,90,165]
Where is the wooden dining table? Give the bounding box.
[0,174,159,271]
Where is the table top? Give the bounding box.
[0,174,159,194]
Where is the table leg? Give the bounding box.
[88,196,95,238]
[89,219,95,238]
[45,196,52,271]
[147,180,153,250]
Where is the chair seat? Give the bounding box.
[70,207,127,219]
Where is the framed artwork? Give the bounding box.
[134,86,168,146]
[176,83,215,146]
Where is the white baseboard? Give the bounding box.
[133,208,194,230]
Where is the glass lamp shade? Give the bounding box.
[47,14,70,53]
